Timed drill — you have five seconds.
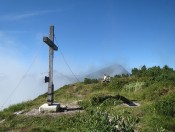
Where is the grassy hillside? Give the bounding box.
[0,65,175,132]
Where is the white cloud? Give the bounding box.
[0,9,60,21]
[0,32,45,110]
[0,32,80,110]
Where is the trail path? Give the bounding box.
[24,101,83,116]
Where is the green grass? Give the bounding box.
[0,71,175,131]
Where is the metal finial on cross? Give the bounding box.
[43,25,58,105]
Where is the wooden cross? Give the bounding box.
[43,25,58,105]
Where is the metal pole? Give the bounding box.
[48,25,54,105]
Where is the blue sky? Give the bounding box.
[1,0,175,71]
[0,0,175,109]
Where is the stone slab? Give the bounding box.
[39,103,60,113]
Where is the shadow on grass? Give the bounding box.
[91,95,139,107]
[59,107,83,112]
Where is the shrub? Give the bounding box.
[124,82,145,92]
[100,98,122,107]
[85,108,137,132]
[78,100,91,109]
[155,93,175,117]
[84,78,99,84]
[108,77,130,91]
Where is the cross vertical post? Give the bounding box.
[48,25,54,105]
[43,25,58,105]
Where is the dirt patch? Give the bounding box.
[73,85,77,90]
[0,119,5,124]
[25,101,83,116]
[122,101,141,107]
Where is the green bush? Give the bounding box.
[85,107,137,132]
[155,93,175,117]
[79,95,124,109]
[100,98,122,107]
[84,78,99,84]
[78,100,91,109]
[108,77,130,91]
[124,82,145,92]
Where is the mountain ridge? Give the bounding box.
[85,64,129,79]
[0,65,175,131]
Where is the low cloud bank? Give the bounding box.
[0,33,129,110]
[0,63,129,110]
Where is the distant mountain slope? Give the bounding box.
[53,64,129,86]
[85,64,129,79]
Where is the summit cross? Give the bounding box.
[43,25,58,105]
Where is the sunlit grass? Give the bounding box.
[1,70,175,131]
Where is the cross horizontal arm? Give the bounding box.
[43,37,58,51]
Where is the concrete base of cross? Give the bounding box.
[39,103,60,113]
